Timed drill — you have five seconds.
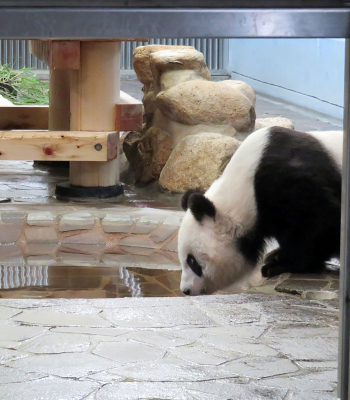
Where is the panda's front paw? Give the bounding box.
[261,263,288,278]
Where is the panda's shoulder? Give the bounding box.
[265,127,342,167]
[256,127,342,179]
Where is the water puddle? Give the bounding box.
[0,265,183,299]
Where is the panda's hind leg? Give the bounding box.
[261,237,328,278]
[261,247,294,278]
[261,248,288,278]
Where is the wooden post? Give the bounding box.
[49,69,70,131]
[69,41,121,188]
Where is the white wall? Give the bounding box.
[228,39,345,120]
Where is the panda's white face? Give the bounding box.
[178,207,253,296]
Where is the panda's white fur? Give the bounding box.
[178,127,343,296]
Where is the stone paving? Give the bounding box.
[0,205,340,301]
[0,207,181,268]
[0,294,339,400]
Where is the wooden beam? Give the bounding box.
[116,90,143,131]
[49,69,70,131]
[0,131,118,161]
[0,106,49,130]
[70,41,121,187]
[30,40,80,69]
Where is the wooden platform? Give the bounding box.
[0,130,118,161]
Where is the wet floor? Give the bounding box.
[0,263,340,301]
[0,265,183,299]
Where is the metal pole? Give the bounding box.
[339,37,350,400]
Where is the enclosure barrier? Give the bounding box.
[0,3,349,399]
[0,38,229,73]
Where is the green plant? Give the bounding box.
[0,64,49,105]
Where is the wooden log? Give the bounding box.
[49,69,70,131]
[0,130,118,161]
[116,91,143,131]
[69,41,121,187]
[0,106,48,130]
[30,40,81,69]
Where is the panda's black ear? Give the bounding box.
[189,194,216,223]
[181,189,203,211]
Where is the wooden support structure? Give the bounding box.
[49,69,71,131]
[30,40,81,69]
[0,39,145,198]
[0,130,118,162]
[116,91,143,131]
[68,41,121,188]
[0,106,49,130]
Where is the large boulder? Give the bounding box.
[156,80,255,133]
[133,45,195,85]
[220,80,256,107]
[135,46,211,130]
[159,133,241,192]
[254,117,294,131]
[150,49,210,91]
[122,130,144,180]
[143,87,157,125]
[152,109,237,147]
[119,151,135,184]
[123,127,172,183]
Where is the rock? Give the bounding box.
[119,151,135,185]
[0,94,14,106]
[123,127,172,183]
[133,45,195,85]
[220,80,256,107]
[156,80,255,133]
[122,130,144,178]
[159,133,241,192]
[143,85,158,125]
[135,46,210,129]
[119,131,130,151]
[150,49,210,90]
[159,69,209,92]
[254,117,294,131]
[152,109,237,147]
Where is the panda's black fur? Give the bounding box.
[241,127,341,277]
[183,127,342,278]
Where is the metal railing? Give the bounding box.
[0,38,229,72]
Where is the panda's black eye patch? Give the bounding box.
[186,254,203,277]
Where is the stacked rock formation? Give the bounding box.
[123,45,293,192]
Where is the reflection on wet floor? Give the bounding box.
[0,160,183,209]
[0,265,183,299]
[0,264,340,300]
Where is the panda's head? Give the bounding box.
[178,189,254,296]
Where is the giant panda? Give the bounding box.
[178,127,343,296]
